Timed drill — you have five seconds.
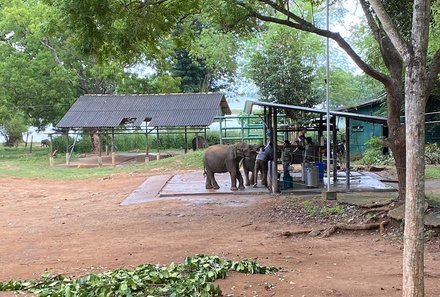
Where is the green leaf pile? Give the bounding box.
[0,255,278,297]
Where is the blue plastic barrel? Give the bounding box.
[316,162,324,180]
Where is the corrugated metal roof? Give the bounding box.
[57,93,231,128]
[246,100,388,125]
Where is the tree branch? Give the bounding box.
[359,0,381,43]
[250,10,391,86]
[40,38,64,68]
[360,0,403,78]
[367,0,411,63]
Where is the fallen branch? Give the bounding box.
[280,220,390,238]
[322,220,390,237]
[280,230,313,236]
[362,205,391,215]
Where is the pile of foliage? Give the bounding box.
[357,137,394,166]
[0,255,277,297]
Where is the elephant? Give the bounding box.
[192,136,207,151]
[41,139,50,148]
[203,142,257,191]
[242,148,258,186]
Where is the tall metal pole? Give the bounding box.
[325,0,331,191]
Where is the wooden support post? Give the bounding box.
[98,130,102,167]
[65,130,70,166]
[272,108,279,193]
[106,130,109,156]
[332,116,337,182]
[345,117,350,190]
[184,126,188,154]
[156,128,160,160]
[111,128,116,167]
[145,125,149,163]
[219,118,223,144]
[49,134,54,168]
[319,114,324,147]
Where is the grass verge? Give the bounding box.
[0,145,204,180]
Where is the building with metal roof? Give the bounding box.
[52,93,231,167]
[57,93,231,129]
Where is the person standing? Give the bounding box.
[253,146,268,187]
[304,137,317,162]
[282,140,293,177]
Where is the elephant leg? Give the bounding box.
[205,171,220,190]
[244,169,251,186]
[229,173,238,191]
[205,174,213,189]
[234,166,245,190]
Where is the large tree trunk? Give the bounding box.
[402,1,430,295]
[384,84,406,200]
[402,64,427,297]
[388,125,406,198]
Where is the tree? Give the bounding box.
[171,50,213,92]
[0,109,27,146]
[364,2,437,295]
[239,2,438,294]
[245,25,321,117]
[50,0,440,294]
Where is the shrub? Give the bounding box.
[425,143,440,165]
[358,137,394,165]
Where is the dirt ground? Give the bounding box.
[1,171,440,297]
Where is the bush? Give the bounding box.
[358,137,394,166]
[52,135,91,154]
[425,143,440,165]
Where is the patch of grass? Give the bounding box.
[425,166,440,179]
[303,200,346,218]
[0,145,205,180]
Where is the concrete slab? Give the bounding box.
[121,171,269,206]
[121,170,396,206]
[120,175,172,205]
[284,171,397,195]
[159,172,269,197]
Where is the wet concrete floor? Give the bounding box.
[121,170,397,206]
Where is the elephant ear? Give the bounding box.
[232,145,237,159]
[234,142,248,158]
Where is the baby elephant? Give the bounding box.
[41,139,50,148]
[203,142,256,191]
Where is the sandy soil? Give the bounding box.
[1,171,440,297]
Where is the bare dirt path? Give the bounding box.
[1,172,440,296]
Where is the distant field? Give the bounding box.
[0,144,204,180]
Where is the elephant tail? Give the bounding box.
[203,167,207,178]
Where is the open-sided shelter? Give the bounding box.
[55,93,231,166]
[244,100,388,194]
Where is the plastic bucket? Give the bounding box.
[316,162,325,180]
